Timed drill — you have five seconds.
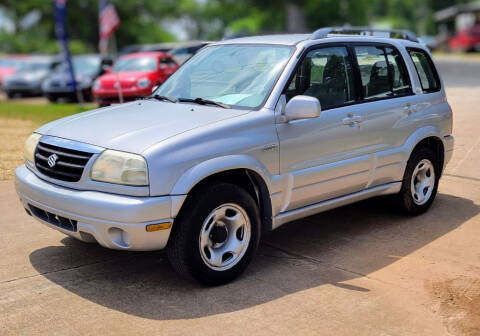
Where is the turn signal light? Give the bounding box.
[146,222,172,232]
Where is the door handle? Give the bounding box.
[404,103,418,115]
[343,115,363,125]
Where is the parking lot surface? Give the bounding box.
[0,58,479,335]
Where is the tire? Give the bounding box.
[167,182,261,285]
[395,147,440,215]
[6,91,15,99]
[46,94,58,103]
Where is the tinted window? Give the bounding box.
[285,46,355,110]
[160,57,176,66]
[355,46,391,99]
[408,49,440,92]
[385,47,411,96]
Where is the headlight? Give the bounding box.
[93,80,101,89]
[90,150,148,186]
[24,133,41,164]
[137,78,151,88]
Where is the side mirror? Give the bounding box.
[284,95,321,122]
[102,65,112,73]
[151,85,159,94]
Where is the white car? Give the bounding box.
[15,27,454,284]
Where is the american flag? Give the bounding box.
[99,0,120,53]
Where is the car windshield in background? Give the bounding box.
[18,61,50,72]
[112,57,156,72]
[154,44,294,109]
[56,56,101,75]
[0,59,23,68]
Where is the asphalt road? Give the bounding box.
[1,58,479,335]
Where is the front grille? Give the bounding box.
[35,142,94,182]
[28,204,78,232]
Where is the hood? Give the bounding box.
[37,100,250,153]
[98,71,152,89]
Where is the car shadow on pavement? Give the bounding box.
[29,192,479,320]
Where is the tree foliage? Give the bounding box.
[0,0,473,53]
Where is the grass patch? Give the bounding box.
[0,102,95,180]
[0,101,94,127]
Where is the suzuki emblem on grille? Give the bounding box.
[47,154,59,168]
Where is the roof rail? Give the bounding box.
[310,26,419,43]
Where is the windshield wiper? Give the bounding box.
[178,97,230,109]
[148,94,178,103]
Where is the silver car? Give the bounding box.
[3,56,60,98]
[15,28,454,284]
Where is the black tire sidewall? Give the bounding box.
[399,147,440,215]
[168,183,260,285]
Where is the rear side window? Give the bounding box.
[385,47,411,95]
[354,45,411,100]
[408,49,440,93]
[285,46,356,110]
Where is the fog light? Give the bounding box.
[108,227,131,248]
[146,222,172,232]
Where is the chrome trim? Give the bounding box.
[40,135,104,154]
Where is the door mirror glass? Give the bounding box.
[284,95,321,122]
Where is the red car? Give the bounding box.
[92,52,179,106]
[0,55,27,87]
[448,24,480,52]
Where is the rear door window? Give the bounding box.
[354,45,412,100]
[408,49,441,93]
[385,47,411,96]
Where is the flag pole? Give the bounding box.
[111,32,123,104]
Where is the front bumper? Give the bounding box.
[15,165,180,251]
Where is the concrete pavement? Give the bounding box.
[0,60,479,335]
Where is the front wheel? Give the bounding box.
[167,183,260,285]
[395,147,439,215]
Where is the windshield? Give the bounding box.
[112,57,157,72]
[0,58,24,68]
[154,44,293,109]
[18,61,51,72]
[56,56,101,75]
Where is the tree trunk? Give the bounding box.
[285,1,307,33]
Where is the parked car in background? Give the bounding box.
[448,24,480,52]
[170,41,212,65]
[42,54,113,102]
[92,52,178,106]
[0,55,28,87]
[118,43,179,56]
[418,35,439,51]
[3,56,59,98]
[16,28,453,285]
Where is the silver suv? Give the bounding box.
[15,28,454,284]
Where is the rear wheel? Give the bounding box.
[46,94,58,103]
[395,147,439,215]
[167,182,260,285]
